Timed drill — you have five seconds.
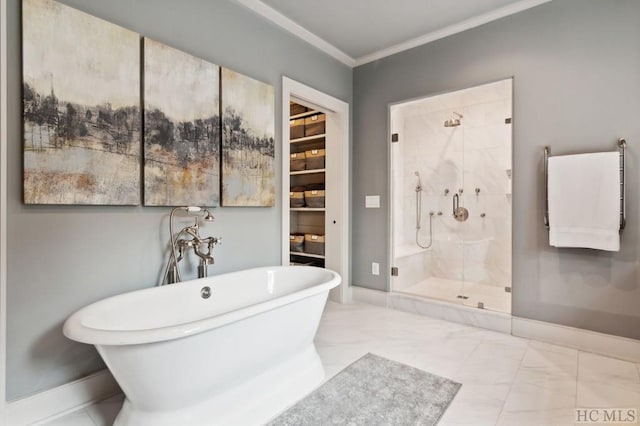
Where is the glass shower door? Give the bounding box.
[460,79,513,314]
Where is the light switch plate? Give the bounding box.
[365,195,380,208]
[372,262,380,275]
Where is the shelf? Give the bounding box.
[290,134,325,144]
[290,168,326,176]
[290,110,322,120]
[290,252,325,260]
[290,208,325,212]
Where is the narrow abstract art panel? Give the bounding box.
[143,39,220,206]
[221,69,275,207]
[22,0,140,205]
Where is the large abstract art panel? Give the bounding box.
[221,68,275,207]
[143,39,220,206]
[22,0,140,205]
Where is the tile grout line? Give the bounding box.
[493,337,532,425]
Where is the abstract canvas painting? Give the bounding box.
[143,39,220,206]
[22,0,140,204]
[221,68,275,207]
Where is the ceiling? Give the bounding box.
[234,0,551,67]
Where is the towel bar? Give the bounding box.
[544,138,626,231]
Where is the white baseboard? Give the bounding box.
[512,316,640,363]
[7,369,120,426]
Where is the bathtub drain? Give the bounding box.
[201,286,211,299]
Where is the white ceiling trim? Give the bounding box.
[354,0,553,66]
[234,0,357,67]
[234,0,552,68]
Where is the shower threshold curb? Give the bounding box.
[352,286,512,334]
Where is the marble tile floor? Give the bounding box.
[399,276,512,314]
[44,301,640,426]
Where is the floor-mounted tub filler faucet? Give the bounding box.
[161,206,221,285]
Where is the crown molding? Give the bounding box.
[234,0,552,69]
[354,0,552,66]
[233,0,356,67]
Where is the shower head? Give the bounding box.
[414,171,422,192]
[444,111,463,127]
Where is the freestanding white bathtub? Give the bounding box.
[63,266,341,426]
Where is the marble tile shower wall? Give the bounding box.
[398,80,512,288]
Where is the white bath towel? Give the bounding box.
[548,151,620,251]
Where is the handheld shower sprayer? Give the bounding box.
[414,171,433,249]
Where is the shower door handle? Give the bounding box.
[453,193,459,215]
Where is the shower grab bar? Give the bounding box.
[543,138,626,231]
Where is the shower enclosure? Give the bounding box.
[390,79,512,314]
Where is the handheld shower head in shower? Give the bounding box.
[414,171,422,192]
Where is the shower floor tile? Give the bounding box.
[398,277,511,313]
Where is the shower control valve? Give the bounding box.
[452,193,469,222]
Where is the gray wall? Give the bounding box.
[353,0,640,339]
[6,0,351,400]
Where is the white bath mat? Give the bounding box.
[269,353,461,426]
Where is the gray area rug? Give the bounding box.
[269,353,461,426]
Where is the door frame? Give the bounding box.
[281,77,351,303]
[1,0,9,420]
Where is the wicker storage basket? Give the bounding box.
[304,113,326,136]
[290,152,306,171]
[289,234,305,253]
[304,190,325,208]
[290,118,305,140]
[304,234,325,255]
[289,191,305,208]
[305,148,325,170]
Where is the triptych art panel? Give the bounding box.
[22,0,140,205]
[22,0,275,207]
[221,69,275,207]
[143,39,220,206]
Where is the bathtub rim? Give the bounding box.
[63,266,340,346]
